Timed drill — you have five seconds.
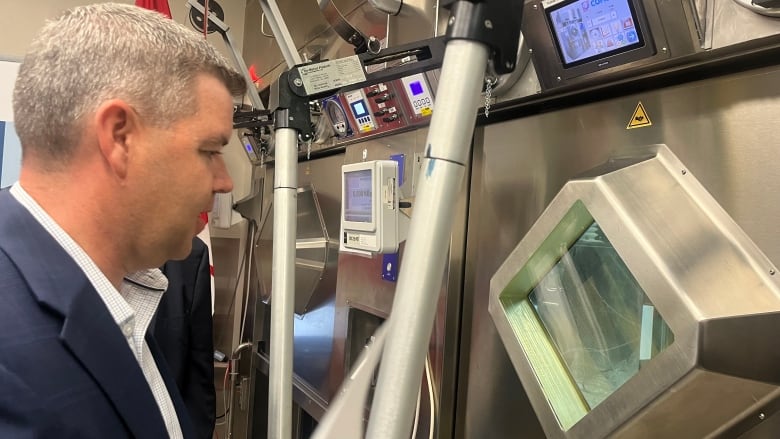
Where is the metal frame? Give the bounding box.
[207,0,522,437]
[489,144,780,438]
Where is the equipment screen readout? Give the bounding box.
[344,169,373,223]
[350,100,369,118]
[547,0,643,67]
[401,74,434,116]
[409,81,424,96]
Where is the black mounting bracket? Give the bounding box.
[443,0,524,75]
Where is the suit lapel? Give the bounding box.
[148,333,195,439]
[0,191,169,438]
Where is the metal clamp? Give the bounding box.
[444,0,524,75]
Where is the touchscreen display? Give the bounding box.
[350,100,369,118]
[344,169,372,223]
[547,0,644,68]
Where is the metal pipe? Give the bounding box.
[227,342,254,439]
[258,0,303,67]
[365,38,489,439]
[222,30,266,111]
[268,127,298,439]
[186,0,265,110]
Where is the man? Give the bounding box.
[0,3,245,438]
[153,234,217,439]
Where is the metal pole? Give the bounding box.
[365,39,489,439]
[227,342,253,438]
[258,0,303,67]
[186,0,265,110]
[269,125,298,439]
[223,30,266,111]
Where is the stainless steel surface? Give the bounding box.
[367,39,489,439]
[229,342,255,439]
[718,1,780,36]
[259,0,303,67]
[187,0,266,111]
[255,153,346,408]
[244,0,387,87]
[489,144,780,438]
[319,0,373,52]
[269,127,299,439]
[459,64,780,438]
[311,323,390,439]
[256,185,339,315]
[251,123,466,437]
[522,0,681,91]
[331,127,464,438]
[502,0,780,101]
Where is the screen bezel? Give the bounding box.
[342,164,377,233]
[546,0,647,69]
[343,169,373,224]
[523,0,665,90]
[349,99,369,119]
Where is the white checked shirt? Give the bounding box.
[10,183,183,439]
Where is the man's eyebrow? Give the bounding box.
[201,135,231,147]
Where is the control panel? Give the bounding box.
[344,89,377,134]
[523,0,669,90]
[319,73,437,145]
[400,73,435,124]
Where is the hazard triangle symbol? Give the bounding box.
[627,102,652,129]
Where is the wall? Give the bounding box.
[0,0,246,59]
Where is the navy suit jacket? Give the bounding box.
[0,190,194,438]
[152,237,216,439]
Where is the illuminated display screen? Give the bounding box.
[350,100,369,118]
[409,81,424,96]
[547,0,644,68]
[344,169,372,223]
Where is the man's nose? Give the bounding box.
[214,158,234,194]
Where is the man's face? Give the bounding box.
[130,73,234,265]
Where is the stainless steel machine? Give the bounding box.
[206,0,780,437]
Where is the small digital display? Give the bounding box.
[344,169,372,223]
[409,81,424,96]
[245,143,253,153]
[547,0,644,68]
[350,100,369,118]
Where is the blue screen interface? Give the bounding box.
[409,81,424,96]
[350,100,368,118]
[547,0,642,67]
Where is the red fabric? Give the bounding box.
[135,0,172,19]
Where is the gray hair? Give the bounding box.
[13,3,247,165]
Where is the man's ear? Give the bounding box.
[94,99,139,180]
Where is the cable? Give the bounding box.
[425,355,436,439]
[410,354,437,439]
[202,0,209,38]
[215,361,231,426]
[214,220,252,351]
[238,220,256,344]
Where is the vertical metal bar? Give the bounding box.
[258,0,303,67]
[269,125,298,439]
[223,31,266,110]
[365,39,489,439]
[186,0,266,110]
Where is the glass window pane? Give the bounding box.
[529,220,674,410]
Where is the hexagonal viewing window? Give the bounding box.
[498,200,674,430]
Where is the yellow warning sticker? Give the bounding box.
[627,101,652,129]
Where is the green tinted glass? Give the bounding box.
[529,221,675,411]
